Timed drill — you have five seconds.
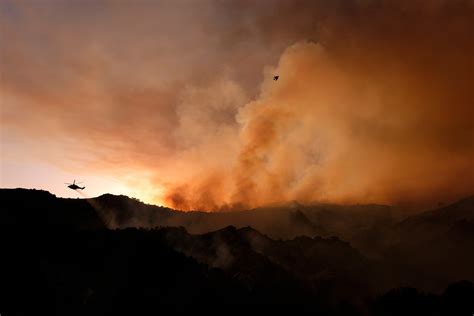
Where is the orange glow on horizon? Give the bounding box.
[1,1,473,212]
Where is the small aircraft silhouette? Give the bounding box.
[65,180,85,190]
[273,75,279,81]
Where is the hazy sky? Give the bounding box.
[1,0,473,210]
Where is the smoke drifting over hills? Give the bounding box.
[2,1,473,210]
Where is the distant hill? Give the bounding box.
[381,196,474,290]
[0,188,395,239]
[398,195,474,230]
[0,188,105,231]
[1,188,474,314]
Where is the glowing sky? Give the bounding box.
[1,0,473,210]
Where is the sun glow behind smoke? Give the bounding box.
[1,1,473,211]
[0,159,166,205]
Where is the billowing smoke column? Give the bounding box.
[163,2,474,210]
[2,1,473,211]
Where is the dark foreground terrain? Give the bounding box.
[1,189,474,315]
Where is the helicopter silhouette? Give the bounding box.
[273,75,279,81]
[65,180,85,190]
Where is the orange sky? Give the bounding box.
[1,0,473,210]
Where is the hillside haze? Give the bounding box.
[2,188,474,308]
[2,188,474,314]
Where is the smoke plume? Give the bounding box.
[1,0,473,210]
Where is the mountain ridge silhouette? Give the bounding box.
[1,188,474,314]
